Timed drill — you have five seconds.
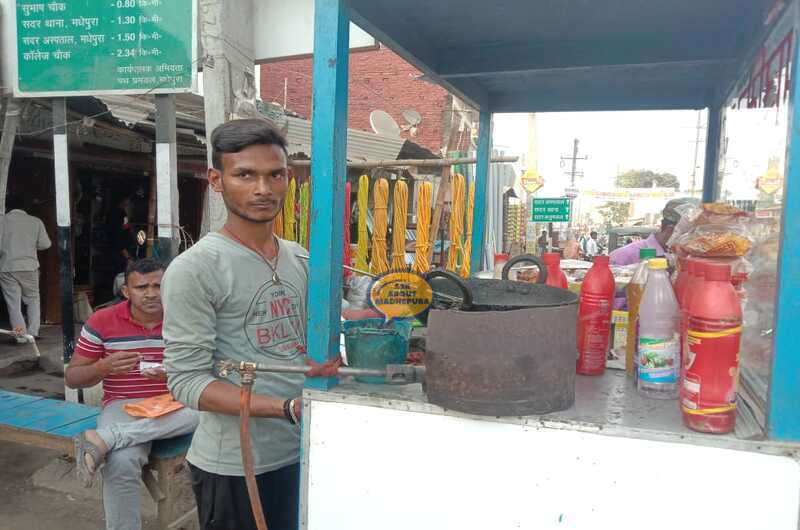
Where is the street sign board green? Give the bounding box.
[531,197,571,222]
[13,0,196,97]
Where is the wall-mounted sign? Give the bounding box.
[521,169,544,194]
[254,0,377,62]
[14,0,196,97]
[531,198,571,222]
[756,162,784,194]
[582,188,677,200]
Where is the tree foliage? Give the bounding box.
[616,169,680,189]
[598,202,630,229]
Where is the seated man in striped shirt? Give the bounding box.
[65,258,198,530]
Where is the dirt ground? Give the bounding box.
[0,325,198,530]
[0,437,197,530]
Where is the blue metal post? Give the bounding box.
[768,31,800,441]
[470,110,492,273]
[307,0,350,390]
[702,104,722,202]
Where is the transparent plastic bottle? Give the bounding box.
[637,258,680,399]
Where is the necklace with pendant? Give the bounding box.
[221,226,281,284]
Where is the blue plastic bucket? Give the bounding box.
[343,319,412,383]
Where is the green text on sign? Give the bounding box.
[531,198,571,222]
[15,0,195,96]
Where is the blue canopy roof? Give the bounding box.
[348,0,772,111]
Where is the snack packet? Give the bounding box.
[123,394,184,419]
[669,203,755,257]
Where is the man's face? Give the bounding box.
[122,270,163,318]
[659,221,676,242]
[207,144,288,224]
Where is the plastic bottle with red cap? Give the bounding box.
[682,262,742,434]
[576,255,615,375]
[543,253,569,289]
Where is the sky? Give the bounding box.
[492,110,708,198]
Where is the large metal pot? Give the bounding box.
[422,255,578,416]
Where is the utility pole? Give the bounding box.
[560,138,587,227]
[199,0,256,235]
[690,110,705,197]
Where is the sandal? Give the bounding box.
[74,432,106,488]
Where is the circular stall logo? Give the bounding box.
[369,271,433,322]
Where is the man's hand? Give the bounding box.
[292,397,302,422]
[98,351,141,376]
[305,356,343,377]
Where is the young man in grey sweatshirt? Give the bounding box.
[162,119,331,530]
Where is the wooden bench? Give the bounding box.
[0,389,196,530]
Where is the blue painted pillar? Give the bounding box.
[470,110,492,273]
[307,0,350,390]
[768,35,800,441]
[702,104,722,202]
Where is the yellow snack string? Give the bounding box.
[283,178,297,242]
[446,173,466,272]
[413,182,433,274]
[460,180,475,278]
[370,178,390,275]
[298,182,310,249]
[355,175,370,271]
[391,180,409,270]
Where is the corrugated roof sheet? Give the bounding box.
[97,94,206,130]
[98,96,406,162]
[283,115,405,161]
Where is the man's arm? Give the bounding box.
[36,219,51,251]
[196,380,287,417]
[64,351,140,389]
[162,260,291,420]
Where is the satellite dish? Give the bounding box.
[370,110,401,137]
[402,109,422,126]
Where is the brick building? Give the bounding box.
[259,44,476,155]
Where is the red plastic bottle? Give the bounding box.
[679,260,705,392]
[576,255,615,375]
[677,260,697,363]
[682,262,742,434]
[673,257,690,302]
[543,253,568,289]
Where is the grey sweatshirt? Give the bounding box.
[162,233,308,476]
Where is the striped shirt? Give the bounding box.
[74,301,168,406]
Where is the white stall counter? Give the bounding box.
[299,370,800,530]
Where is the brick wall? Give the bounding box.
[260,45,453,154]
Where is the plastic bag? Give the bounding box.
[123,394,184,419]
[668,203,755,258]
[677,224,752,257]
[345,275,372,310]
